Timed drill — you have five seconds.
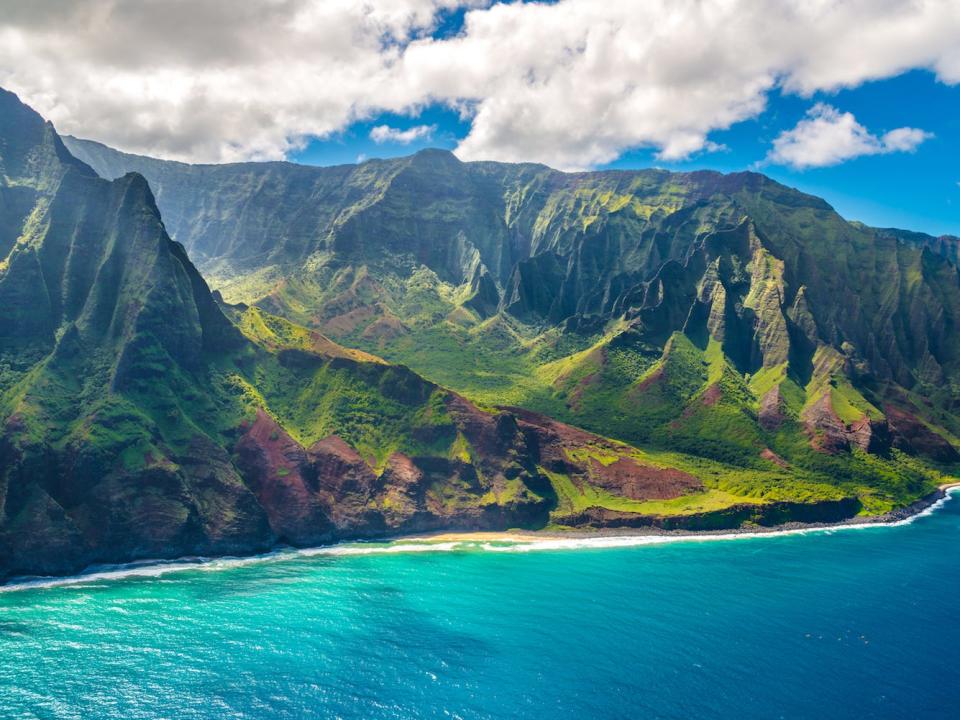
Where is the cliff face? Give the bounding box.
[0,89,270,577]
[62,133,960,505]
[6,91,835,581]
[0,92,556,579]
[64,135,960,395]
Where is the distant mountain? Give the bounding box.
[867,225,960,266]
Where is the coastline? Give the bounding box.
[4,483,958,591]
[397,482,960,545]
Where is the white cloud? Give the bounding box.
[767,104,932,169]
[0,0,957,167]
[881,126,933,153]
[370,124,436,144]
[701,141,729,155]
[0,0,471,162]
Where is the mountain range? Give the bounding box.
[63,132,960,475]
[0,87,956,580]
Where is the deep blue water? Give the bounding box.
[2,494,960,720]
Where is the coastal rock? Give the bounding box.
[234,410,334,545]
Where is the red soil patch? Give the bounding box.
[884,405,959,462]
[361,313,408,342]
[500,405,701,501]
[321,305,376,335]
[802,394,890,455]
[758,386,786,432]
[760,448,789,468]
[681,382,722,418]
[234,410,325,540]
[307,434,378,496]
[700,383,722,407]
[587,457,700,500]
[803,394,852,454]
[630,367,665,396]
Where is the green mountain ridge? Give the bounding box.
[0,91,606,579]
[62,134,960,501]
[0,90,954,580]
[8,90,886,580]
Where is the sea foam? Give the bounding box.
[3,488,956,593]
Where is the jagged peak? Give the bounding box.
[0,86,95,182]
[0,87,44,136]
[112,170,163,219]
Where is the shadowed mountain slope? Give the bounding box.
[62,135,960,511]
[8,91,811,580]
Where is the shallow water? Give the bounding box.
[2,494,959,719]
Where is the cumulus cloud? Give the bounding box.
[0,0,471,161]
[0,0,957,167]
[767,104,932,169]
[880,126,934,153]
[370,124,436,144]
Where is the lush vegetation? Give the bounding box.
[63,130,960,519]
[2,90,958,580]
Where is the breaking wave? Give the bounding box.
[4,488,956,593]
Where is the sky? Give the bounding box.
[0,0,958,235]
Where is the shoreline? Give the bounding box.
[396,482,960,544]
[4,484,958,592]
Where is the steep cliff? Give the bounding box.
[61,133,960,519]
[8,91,892,581]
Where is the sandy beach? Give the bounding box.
[4,483,958,591]
[396,481,960,545]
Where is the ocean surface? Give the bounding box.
[2,494,960,720]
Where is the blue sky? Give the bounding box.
[4,1,957,237]
[292,70,959,237]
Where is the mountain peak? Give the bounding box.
[409,147,460,165]
[0,87,94,183]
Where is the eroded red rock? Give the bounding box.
[760,448,789,468]
[758,386,786,432]
[503,405,701,501]
[234,410,332,544]
[885,405,960,462]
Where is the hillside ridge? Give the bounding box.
[7,90,921,581]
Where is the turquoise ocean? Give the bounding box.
[2,491,959,719]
